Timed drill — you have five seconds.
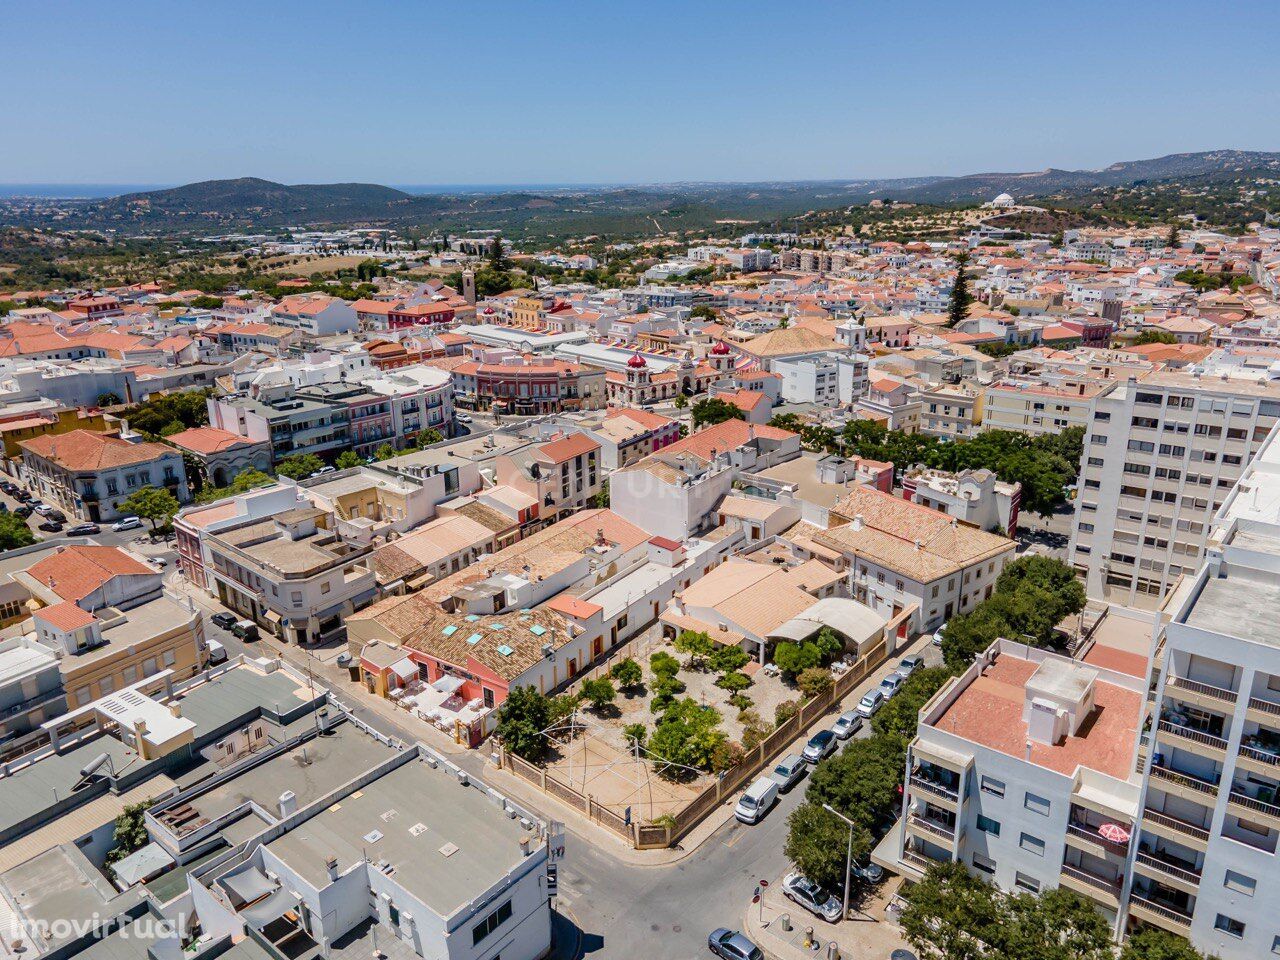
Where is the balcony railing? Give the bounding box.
[902,848,948,871]
[908,815,955,841]
[1067,821,1130,854]
[1157,720,1229,752]
[1249,696,1280,718]
[1061,863,1120,894]
[1167,675,1237,704]
[1128,894,1193,928]
[1238,745,1280,767]
[910,775,959,802]
[1135,851,1201,886]
[1142,809,1210,843]
[1228,788,1280,820]
[1149,764,1219,797]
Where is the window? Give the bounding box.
[1214,915,1245,939]
[1224,870,1256,896]
[980,776,1005,798]
[1024,793,1050,816]
[972,852,996,875]
[472,900,513,946]
[976,815,1000,836]
[1019,832,1045,856]
[1014,872,1040,893]
[163,649,177,667]
[321,582,331,595]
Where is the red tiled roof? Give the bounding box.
[25,545,155,603]
[20,430,175,471]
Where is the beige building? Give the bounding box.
[981,378,1106,437]
[1068,370,1280,606]
[920,384,983,440]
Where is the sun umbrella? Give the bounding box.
[1098,822,1131,843]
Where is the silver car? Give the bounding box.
[897,654,924,677]
[831,710,863,740]
[783,872,843,922]
[771,754,807,792]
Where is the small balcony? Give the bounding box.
[1156,717,1229,760]
[1148,764,1220,804]
[1227,783,1280,829]
[909,773,959,808]
[1059,863,1121,908]
[1164,675,1237,711]
[907,813,956,843]
[1140,808,1211,852]
[1133,850,1202,896]
[1246,695,1280,725]
[1128,893,1194,933]
[1065,818,1131,858]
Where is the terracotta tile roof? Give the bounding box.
[661,418,796,460]
[165,427,256,455]
[537,432,600,463]
[20,430,175,471]
[25,545,155,603]
[606,407,675,431]
[32,600,98,631]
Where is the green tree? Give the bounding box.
[797,667,833,698]
[1166,224,1180,249]
[495,686,551,762]
[690,396,745,429]
[190,295,224,309]
[649,674,685,711]
[96,392,122,407]
[872,667,953,742]
[783,802,870,891]
[610,657,643,691]
[593,479,610,509]
[622,723,647,751]
[1131,329,1178,346]
[812,627,844,662]
[650,650,681,677]
[195,468,274,504]
[123,389,210,436]
[488,235,509,271]
[673,629,715,670]
[275,453,325,480]
[947,252,972,326]
[1120,928,1209,960]
[372,444,397,461]
[648,698,727,776]
[413,428,444,449]
[690,305,718,320]
[773,640,821,678]
[118,486,180,533]
[335,451,364,469]
[768,413,805,433]
[580,677,616,712]
[673,393,688,410]
[708,644,749,674]
[105,800,155,867]
[0,512,36,551]
[804,734,905,831]
[715,671,752,693]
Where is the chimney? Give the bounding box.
[168,702,182,719]
[279,790,298,818]
[851,514,864,531]
[325,855,340,881]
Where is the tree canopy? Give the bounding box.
[690,397,745,429]
[947,253,972,326]
[124,389,210,437]
[118,486,181,532]
[0,512,36,551]
[275,453,325,480]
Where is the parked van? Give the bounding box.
[207,639,227,664]
[735,777,780,824]
[231,620,260,641]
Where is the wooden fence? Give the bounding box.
[500,632,893,849]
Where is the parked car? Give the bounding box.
[831,710,863,740]
[897,654,924,677]
[207,639,228,664]
[14,490,31,502]
[734,777,780,824]
[854,859,885,883]
[66,522,99,535]
[47,509,66,523]
[112,516,143,532]
[231,620,260,641]
[707,929,763,960]
[33,503,54,516]
[152,557,167,568]
[309,466,336,478]
[782,873,843,923]
[38,520,64,533]
[456,414,473,424]
[210,612,238,629]
[14,505,34,519]
[771,754,807,792]
[878,673,906,700]
[1,481,16,495]
[0,502,7,512]
[802,729,838,764]
[857,689,885,718]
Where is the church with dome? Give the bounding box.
[984,192,1016,209]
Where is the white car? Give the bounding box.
[857,690,885,718]
[897,654,924,677]
[831,710,863,740]
[456,414,473,424]
[879,673,906,700]
[112,516,143,531]
[33,503,54,516]
[782,873,843,923]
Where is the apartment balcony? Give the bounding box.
[1140,808,1211,852]
[1246,695,1280,726]
[909,773,959,810]
[1065,820,1131,859]
[1227,785,1280,830]
[906,813,956,844]
[1234,741,1280,777]
[1059,864,1121,909]
[1,687,65,722]
[1133,851,1201,896]
[1148,764,1220,804]
[1127,893,1193,934]
[902,844,951,873]
[1156,719,1229,760]
[1164,675,1237,712]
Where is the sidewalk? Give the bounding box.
[744,876,911,960]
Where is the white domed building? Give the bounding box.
[986,192,1016,209]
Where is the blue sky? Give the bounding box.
[5,0,1279,187]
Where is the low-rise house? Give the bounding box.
[164,426,273,488]
[902,466,1021,533]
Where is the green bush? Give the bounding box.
[715,670,752,692]
[650,650,681,677]
[797,667,833,698]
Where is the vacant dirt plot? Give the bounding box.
[543,732,699,823]
[258,254,370,276]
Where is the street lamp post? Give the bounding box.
[823,804,855,922]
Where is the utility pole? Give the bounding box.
[823,804,856,922]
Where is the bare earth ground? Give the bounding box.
[545,635,802,820]
[258,254,370,276]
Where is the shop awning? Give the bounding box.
[241,888,300,929]
[391,657,418,682]
[432,674,466,695]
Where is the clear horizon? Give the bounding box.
[4,0,1278,185]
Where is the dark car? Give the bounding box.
[14,505,34,518]
[66,522,101,535]
[38,520,64,533]
[47,509,66,523]
[210,612,238,630]
[802,729,838,764]
[708,928,763,960]
[14,490,32,502]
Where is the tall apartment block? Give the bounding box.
[875,423,1280,960]
[1069,370,1280,607]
